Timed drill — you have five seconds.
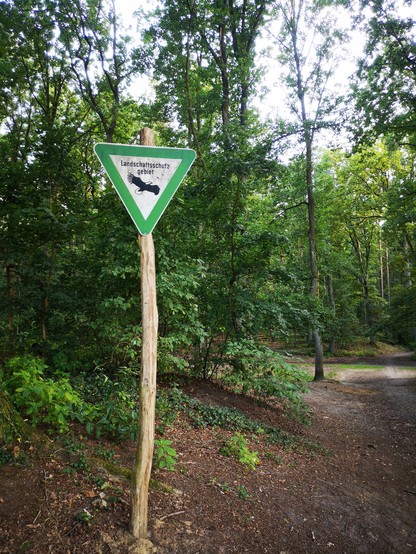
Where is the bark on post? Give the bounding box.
[129,128,158,540]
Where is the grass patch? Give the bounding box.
[326,371,337,379]
[327,364,416,372]
[335,364,384,370]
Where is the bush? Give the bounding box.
[3,356,81,432]
[220,432,260,470]
[74,369,138,441]
[222,339,311,423]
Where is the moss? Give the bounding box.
[93,457,132,480]
[149,478,180,494]
[92,457,180,494]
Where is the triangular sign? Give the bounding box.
[94,143,196,235]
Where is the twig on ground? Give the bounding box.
[160,510,186,521]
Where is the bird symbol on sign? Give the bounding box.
[127,173,160,195]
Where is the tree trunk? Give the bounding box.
[327,274,336,355]
[313,329,324,379]
[41,295,48,341]
[350,230,375,347]
[363,281,375,347]
[129,128,158,540]
[379,238,384,299]
[291,4,325,379]
[305,139,324,380]
[218,24,230,129]
[403,237,412,288]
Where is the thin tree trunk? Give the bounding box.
[184,28,206,171]
[129,128,158,541]
[379,238,384,299]
[41,296,48,340]
[327,274,336,355]
[350,230,375,346]
[218,24,230,128]
[305,139,324,380]
[290,5,325,379]
[228,176,243,335]
[404,237,412,288]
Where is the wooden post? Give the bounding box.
[129,128,158,540]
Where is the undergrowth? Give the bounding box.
[220,432,260,470]
[1,354,311,454]
[157,387,301,448]
[221,339,311,424]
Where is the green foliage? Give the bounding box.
[0,447,14,466]
[265,451,283,465]
[74,370,138,441]
[157,387,299,447]
[352,0,416,146]
[218,482,231,493]
[237,484,249,499]
[154,438,178,471]
[0,0,413,418]
[156,386,182,432]
[156,248,207,374]
[209,477,231,493]
[62,438,91,475]
[75,509,94,524]
[387,284,416,346]
[222,340,311,423]
[220,432,260,471]
[3,356,81,432]
[94,446,115,462]
[2,359,139,441]
[0,385,24,446]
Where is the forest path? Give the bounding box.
[303,353,416,553]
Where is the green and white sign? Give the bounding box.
[94,143,196,235]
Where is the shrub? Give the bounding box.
[154,438,178,471]
[3,356,81,432]
[220,432,260,470]
[74,370,138,441]
[222,339,311,423]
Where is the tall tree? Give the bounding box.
[58,0,138,143]
[146,0,279,375]
[0,0,90,348]
[352,0,416,149]
[0,0,146,364]
[271,0,347,379]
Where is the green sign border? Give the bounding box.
[94,143,196,235]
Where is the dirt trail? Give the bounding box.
[152,353,416,553]
[303,354,416,553]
